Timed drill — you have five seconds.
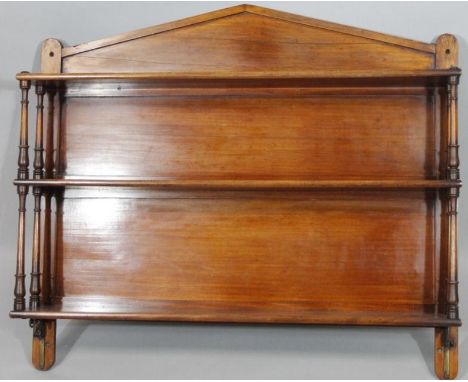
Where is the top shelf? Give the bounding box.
[14,178,462,190]
[17,69,461,81]
[16,69,461,87]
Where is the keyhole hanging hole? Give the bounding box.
[49,51,54,57]
[445,49,451,55]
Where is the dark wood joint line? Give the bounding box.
[29,319,46,340]
[443,326,457,350]
[441,327,458,379]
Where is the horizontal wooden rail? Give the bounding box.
[16,69,461,82]
[9,298,462,327]
[14,178,462,190]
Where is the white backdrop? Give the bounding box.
[0,2,467,379]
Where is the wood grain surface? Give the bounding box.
[10,4,462,376]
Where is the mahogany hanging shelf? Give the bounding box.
[10,5,461,378]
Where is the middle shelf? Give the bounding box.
[14,178,462,190]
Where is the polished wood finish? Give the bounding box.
[14,77,30,311]
[15,69,461,81]
[59,94,439,180]
[40,87,57,305]
[10,298,460,327]
[12,178,463,189]
[29,82,45,310]
[61,5,434,73]
[55,190,436,305]
[445,76,460,320]
[61,4,434,58]
[10,5,461,378]
[435,35,461,378]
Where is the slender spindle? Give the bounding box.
[14,76,31,311]
[53,89,62,178]
[29,82,45,309]
[44,87,55,179]
[446,74,460,320]
[41,87,56,304]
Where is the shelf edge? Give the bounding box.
[9,309,461,327]
[16,69,462,82]
[13,179,463,190]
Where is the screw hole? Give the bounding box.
[445,49,451,55]
[49,51,54,57]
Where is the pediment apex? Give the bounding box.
[61,4,435,58]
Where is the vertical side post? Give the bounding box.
[445,74,460,321]
[435,75,461,381]
[14,76,31,311]
[29,39,62,371]
[31,319,56,371]
[41,86,56,304]
[434,34,460,381]
[29,82,45,310]
[434,75,461,380]
[435,326,458,379]
[41,38,62,305]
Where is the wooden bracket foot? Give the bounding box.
[30,319,56,371]
[435,327,458,379]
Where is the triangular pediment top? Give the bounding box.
[61,4,434,58]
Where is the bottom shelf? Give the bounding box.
[10,297,460,327]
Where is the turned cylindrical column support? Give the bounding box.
[446,75,460,181]
[44,87,56,179]
[29,81,45,310]
[446,187,459,320]
[445,74,460,321]
[14,76,31,311]
[41,87,56,304]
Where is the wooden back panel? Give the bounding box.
[60,89,438,180]
[62,12,434,73]
[40,5,456,321]
[56,189,438,313]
